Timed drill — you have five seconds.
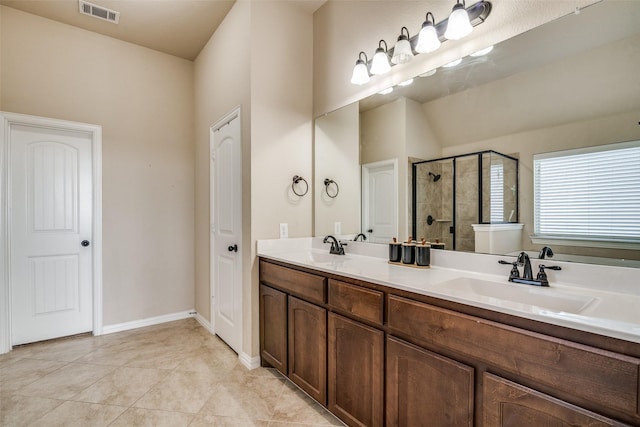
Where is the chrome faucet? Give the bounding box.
[517,251,534,280]
[323,235,346,255]
[538,246,554,259]
[353,233,367,242]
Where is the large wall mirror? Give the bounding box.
[313,0,640,267]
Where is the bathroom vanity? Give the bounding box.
[258,240,640,427]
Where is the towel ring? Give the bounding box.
[324,178,339,198]
[292,175,308,197]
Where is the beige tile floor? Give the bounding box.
[0,319,344,427]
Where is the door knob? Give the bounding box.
[228,244,238,252]
[81,240,90,247]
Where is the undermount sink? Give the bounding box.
[308,252,351,263]
[432,277,596,314]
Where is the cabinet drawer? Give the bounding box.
[260,260,326,304]
[388,295,640,419]
[328,279,383,325]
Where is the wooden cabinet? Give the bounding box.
[328,312,384,427]
[288,296,326,405]
[259,259,640,427]
[328,279,383,325]
[387,294,640,423]
[483,373,630,427]
[259,284,287,375]
[259,259,328,405]
[386,336,474,427]
[260,260,326,304]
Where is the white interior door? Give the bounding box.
[362,160,398,244]
[211,110,242,354]
[10,124,93,345]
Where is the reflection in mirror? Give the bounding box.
[313,0,640,267]
[314,103,360,238]
[412,150,518,252]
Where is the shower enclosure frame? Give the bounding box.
[411,150,519,251]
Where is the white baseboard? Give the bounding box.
[102,310,195,335]
[239,351,261,370]
[194,312,214,334]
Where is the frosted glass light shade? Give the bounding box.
[350,61,370,85]
[370,48,391,75]
[392,38,413,65]
[445,2,473,40]
[416,23,441,53]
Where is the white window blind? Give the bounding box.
[533,141,640,243]
[490,163,504,222]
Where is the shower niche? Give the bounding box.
[412,151,519,252]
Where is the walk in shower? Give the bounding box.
[412,151,519,251]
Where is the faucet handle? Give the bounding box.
[499,260,520,280]
[536,265,561,286]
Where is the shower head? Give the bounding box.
[429,172,441,182]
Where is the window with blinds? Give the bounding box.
[490,163,504,223]
[533,141,640,243]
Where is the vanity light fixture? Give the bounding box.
[391,27,414,65]
[350,51,370,85]
[398,78,414,87]
[445,0,474,40]
[348,1,491,85]
[370,40,391,75]
[415,12,441,54]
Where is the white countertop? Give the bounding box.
[257,237,640,344]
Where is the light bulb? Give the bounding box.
[415,13,441,54]
[350,52,370,85]
[391,27,414,65]
[445,1,473,40]
[370,40,391,75]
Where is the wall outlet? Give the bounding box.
[279,223,288,239]
[334,221,341,235]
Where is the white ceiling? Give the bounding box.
[0,0,234,60]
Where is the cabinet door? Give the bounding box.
[483,373,630,427]
[328,312,384,427]
[288,296,327,405]
[386,336,474,427]
[259,284,287,374]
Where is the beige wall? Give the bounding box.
[194,1,313,357]
[0,5,3,109]
[314,102,360,237]
[313,0,599,117]
[249,1,314,355]
[1,6,195,325]
[193,1,251,326]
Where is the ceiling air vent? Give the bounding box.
[79,0,120,24]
